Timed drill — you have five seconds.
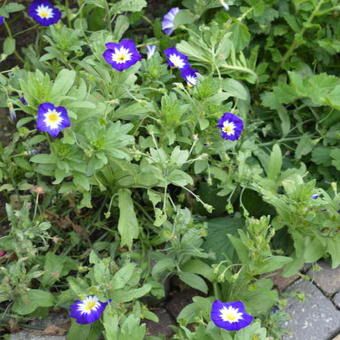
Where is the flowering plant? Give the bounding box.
[0,0,339,339]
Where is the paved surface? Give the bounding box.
[10,334,65,340]
[283,261,340,340]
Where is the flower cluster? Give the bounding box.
[21,5,244,141]
[70,296,111,324]
[211,300,253,331]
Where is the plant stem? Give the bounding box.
[3,21,25,64]
[275,0,326,74]
[65,0,72,27]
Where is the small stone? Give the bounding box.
[144,307,174,337]
[307,261,340,296]
[283,279,340,340]
[334,292,340,309]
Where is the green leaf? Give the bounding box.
[228,234,249,264]
[295,134,314,159]
[222,79,249,101]
[168,169,193,186]
[173,9,196,26]
[152,258,176,277]
[113,15,130,41]
[257,256,292,275]
[73,174,90,191]
[228,22,250,52]
[311,146,332,166]
[181,259,214,281]
[112,0,147,14]
[51,69,76,98]
[327,236,340,268]
[3,37,15,56]
[12,289,55,315]
[178,272,208,294]
[30,154,57,164]
[330,149,340,170]
[118,189,139,249]
[111,284,152,303]
[67,322,91,340]
[110,263,136,290]
[303,237,325,263]
[266,144,282,180]
[4,3,26,13]
[204,216,243,262]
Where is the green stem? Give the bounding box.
[13,24,39,37]
[3,21,25,64]
[220,63,258,79]
[275,0,326,74]
[65,0,72,27]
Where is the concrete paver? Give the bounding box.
[283,279,340,340]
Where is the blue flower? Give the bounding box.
[0,16,5,25]
[36,102,70,137]
[311,194,319,199]
[70,296,111,325]
[20,97,27,105]
[180,68,199,86]
[211,300,253,331]
[146,45,156,59]
[28,0,61,26]
[8,103,16,121]
[164,47,190,69]
[103,39,142,72]
[162,7,179,35]
[218,112,244,141]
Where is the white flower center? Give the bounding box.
[220,306,243,323]
[186,75,197,86]
[222,121,235,135]
[36,5,54,19]
[111,47,132,64]
[77,296,100,315]
[44,109,63,129]
[169,54,185,68]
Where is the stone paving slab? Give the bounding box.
[10,333,65,340]
[307,262,340,296]
[332,335,340,340]
[283,279,340,340]
[334,292,340,309]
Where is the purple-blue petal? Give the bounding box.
[28,0,61,26]
[162,8,179,36]
[69,299,110,325]
[164,47,190,69]
[103,39,142,72]
[20,97,27,105]
[0,16,5,25]
[218,112,244,141]
[311,194,319,199]
[180,68,199,86]
[146,45,156,59]
[211,300,253,331]
[36,102,70,137]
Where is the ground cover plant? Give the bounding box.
[0,0,339,339]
